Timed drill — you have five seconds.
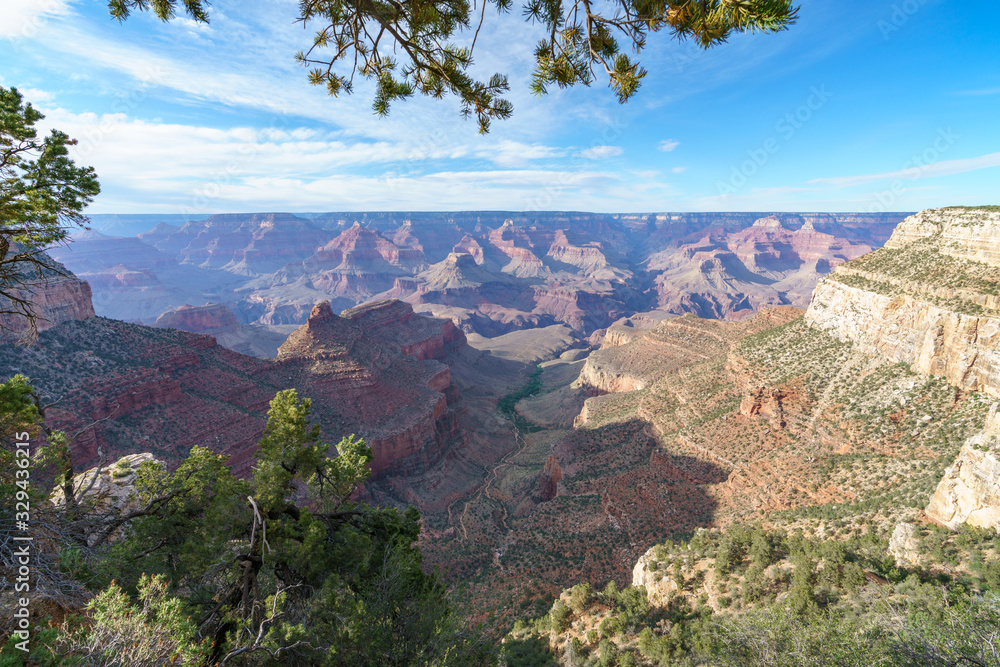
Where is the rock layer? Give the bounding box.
[0,252,96,342]
[155,303,240,334]
[54,211,906,339]
[926,406,1000,531]
[805,208,1000,398]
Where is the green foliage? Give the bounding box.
[54,575,210,665]
[108,0,798,131]
[0,374,42,495]
[614,586,649,630]
[64,389,492,665]
[712,604,888,666]
[569,582,593,614]
[498,365,544,432]
[0,87,99,247]
[597,638,619,667]
[551,600,571,633]
[500,635,558,666]
[0,87,100,339]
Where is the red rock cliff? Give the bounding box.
[0,251,96,342]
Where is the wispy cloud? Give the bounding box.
[577,145,623,159]
[954,87,1000,96]
[671,166,687,173]
[0,0,69,39]
[38,108,658,212]
[658,139,680,152]
[809,151,1000,188]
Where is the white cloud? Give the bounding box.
[479,140,562,167]
[577,145,623,159]
[0,0,69,39]
[671,166,687,173]
[809,151,1000,188]
[658,139,680,152]
[20,88,55,103]
[19,5,566,146]
[36,108,650,212]
[172,16,213,33]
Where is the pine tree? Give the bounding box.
[0,87,100,339]
[108,0,800,132]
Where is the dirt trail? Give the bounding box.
[806,349,872,435]
[456,424,528,543]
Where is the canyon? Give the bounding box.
[6,207,998,635]
[0,266,521,513]
[48,211,905,354]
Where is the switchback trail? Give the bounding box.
[456,422,528,543]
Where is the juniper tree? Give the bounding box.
[108,0,799,133]
[87,389,493,665]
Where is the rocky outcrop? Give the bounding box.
[275,300,465,480]
[546,230,614,276]
[535,455,563,501]
[342,299,466,362]
[51,453,162,510]
[632,547,680,606]
[488,220,549,278]
[739,387,787,427]
[51,453,163,545]
[889,522,921,567]
[155,303,240,334]
[805,208,1000,398]
[883,208,1000,265]
[0,251,96,342]
[452,235,485,264]
[926,405,1000,531]
[806,281,1000,396]
[575,359,646,395]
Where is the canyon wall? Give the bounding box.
[0,252,95,342]
[926,406,1000,531]
[61,211,907,340]
[805,208,1000,398]
[803,207,1000,532]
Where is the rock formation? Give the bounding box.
[0,275,478,485]
[50,453,163,545]
[154,303,288,358]
[647,217,872,320]
[535,455,563,501]
[155,213,332,275]
[155,303,241,334]
[805,208,1000,398]
[739,387,787,427]
[632,547,680,606]
[926,405,1000,531]
[0,251,95,342]
[888,522,921,567]
[52,211,906,339]
[800,208,1000,533]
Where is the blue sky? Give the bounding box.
[2,0,999,213]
